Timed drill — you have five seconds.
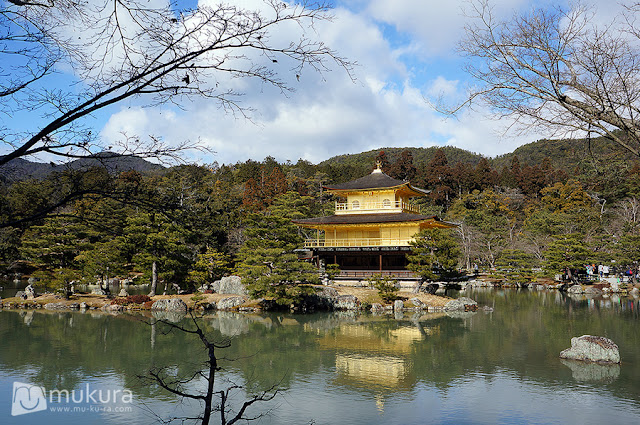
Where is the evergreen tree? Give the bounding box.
[407,228,460,281]
[235,192,319,307]
[123,212,192,295]
[542,234,591,281]
[389,149,417,181]
[75,238,126,291]
[519,164,546,196]
[188,247,231,288]
[374,150,391,173]
[424,148,455,209]
[21,215,96,296]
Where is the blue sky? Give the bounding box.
[2,0,628,165]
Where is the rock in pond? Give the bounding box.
[44,302,67,310]
[567,284,584,294]
[370,303,384,313]
[409,298,425,309]
[444,297,478,311]
[91,287,108,296]
[151,298,188,313]
[212,276,248,295]
[559,335,620,364]
[332,295,359,310]
[584,286,603,295]
[25,284,36,299]
[217,296,246,311]
[393,299,404,311]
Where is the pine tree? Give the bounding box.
[188,247,231,288]
[21,215,96,296]
[123,212,193,295]
[543,234,591,281]
[235,193,319,307]
[407,229,460,281]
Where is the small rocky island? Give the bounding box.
[560,335,621,364]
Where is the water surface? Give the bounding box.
[1,288,639,424]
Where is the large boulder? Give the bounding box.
[444,297,478,311]
[25,284,36,299]
[332,295,359,310]
[393,300,404,311]
[15,291,27,300]
[44,302,67,310]
[212,276,248,295]
[370,303,384,313]
[217,296,246,310]
[567,285,584,294]
[301,287,339,311]
[422,283,439,295]
[91,287,108,296]
[584,286,603,295]
[559,335,620,364]
[151,298,188,313]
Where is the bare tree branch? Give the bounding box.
[139,313,279,425]
[0,0,354,166]
[446,0,640,158]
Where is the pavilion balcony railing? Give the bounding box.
[335,201,420,214]
[336,270,418,279]
[303,237,413,248]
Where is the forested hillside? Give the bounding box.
[2,136,639,300]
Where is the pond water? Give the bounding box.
[1,288,640,424]
[0,278,152,298]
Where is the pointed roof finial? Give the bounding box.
[373,160,383,173]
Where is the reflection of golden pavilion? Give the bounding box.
[335,354,406,387]
[313,321,440,391]
[316,324,428,354]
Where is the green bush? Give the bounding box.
[368,274,399,303]
[325,263,341,280]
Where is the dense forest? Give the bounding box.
[1,135,640,299]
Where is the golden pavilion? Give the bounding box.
[292,164,455,277]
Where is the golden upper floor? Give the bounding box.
[324,166,428,215]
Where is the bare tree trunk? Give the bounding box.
[143,315,278,425]
[203,345,216,425]
[149,261,158,297]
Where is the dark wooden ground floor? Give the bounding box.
[297,246,414,275]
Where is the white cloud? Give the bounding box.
[98,0,630,167]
